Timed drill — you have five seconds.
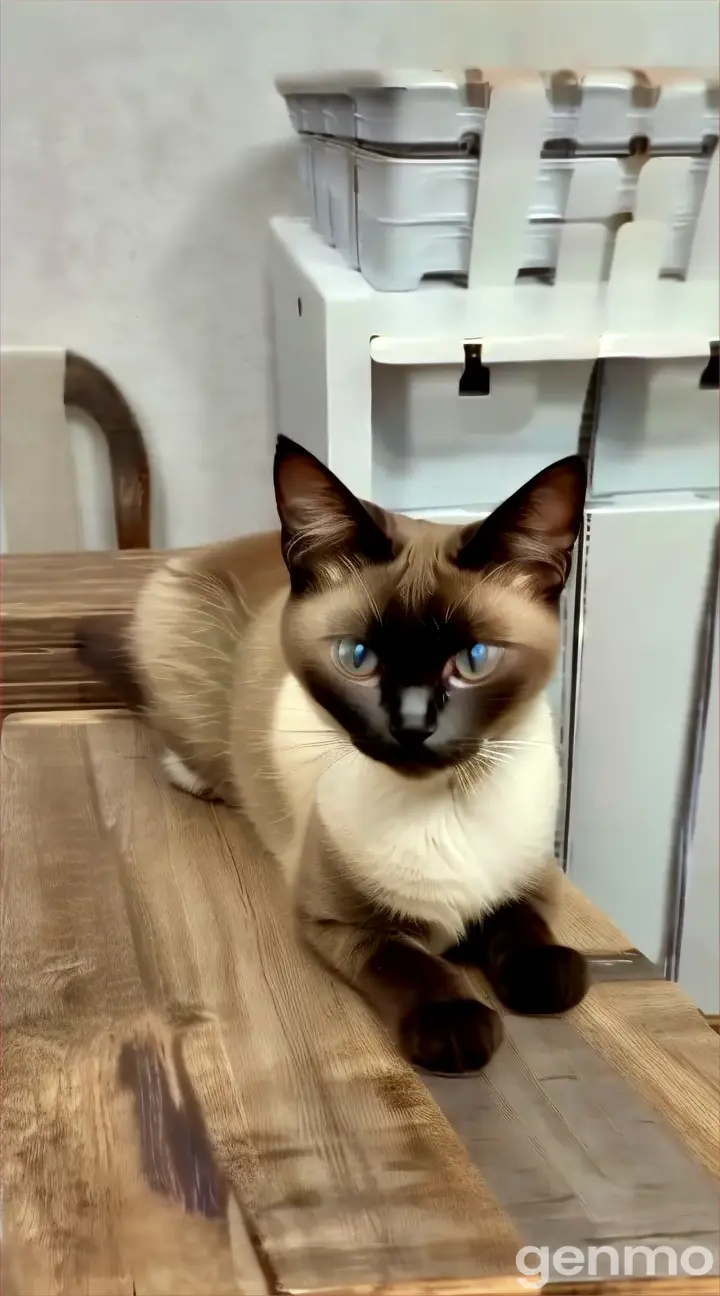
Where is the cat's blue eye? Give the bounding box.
[333,637,379,679]
[470,643,488,668]
[452,643,503,684]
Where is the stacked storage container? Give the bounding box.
[278,69,718,290]
[271,69,719,1009]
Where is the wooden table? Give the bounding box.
[1,550,166,720]
[2,554,719,1295]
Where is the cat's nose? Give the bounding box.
[390,688,437,746]
[390,721,436,747]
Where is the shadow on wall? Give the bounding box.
[154,138,301,538]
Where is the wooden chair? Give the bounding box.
[1,347,151,719]
[0,347,150,552]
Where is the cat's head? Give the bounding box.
[274,436,585,777]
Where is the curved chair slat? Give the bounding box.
[64,351,151,550]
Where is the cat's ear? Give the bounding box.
[273,436,394,593]
[453,456,586,601]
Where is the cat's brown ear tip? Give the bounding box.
[273,436,329,495]
[562,454,587,474]
[275,434,301,458]
[274,435,318,466]
[547,454,588,491]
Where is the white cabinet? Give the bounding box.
[591,355,720,496]
[677,599,719,1013]
[565,498,718,968]
[372,358,592,511]
[269,183,719,1001]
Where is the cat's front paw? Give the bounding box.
[492,945,588,1016]
[400,998,503,1075]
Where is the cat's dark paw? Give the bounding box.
[492,944,588,1016]
[400,998,503,1075]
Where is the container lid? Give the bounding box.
[276,67,718,99]
[275,69,467,95]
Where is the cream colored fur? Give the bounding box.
[312,695,559,946]
[261,670,559,947]
[129,536,561,938]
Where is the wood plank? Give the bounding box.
[1,649,116,724]
[3,645,109,686]
[1,550,167,648]
[1,717,259,1294]
[0,550,168,720]
[422,884,720,1282]
[568,978,720,1180]
[3,710,718,1291]
[426,1010,719,1283]
[2,712,518,1293]
[318,1282,720,1295]
[550,884,720,1179]
[2,676,115,718]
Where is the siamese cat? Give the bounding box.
[78,436,589,1075]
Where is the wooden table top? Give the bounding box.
[3,707,719,1295]
[1,549,166,642]
[1,549,169,718]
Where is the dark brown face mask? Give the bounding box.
[273,436,587,776]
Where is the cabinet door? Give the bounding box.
[566,497,718,965]
[371,358,593,512]
[591,357,720,497]
[677,600,719,1014]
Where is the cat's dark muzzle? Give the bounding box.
[353,732,464,777]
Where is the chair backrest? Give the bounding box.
[0,347,150,553]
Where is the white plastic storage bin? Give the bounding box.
[590,354,720,496]
[308,139,358,265]
[301,143,712,291]
[565,495,719,967]
[371,357,594,512]
[277,69,719,154]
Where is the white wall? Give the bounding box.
[2,0,718,546]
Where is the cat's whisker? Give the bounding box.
[483,739,555,750]
[443,599,460,625]
[271,730,350,746]
[484,743,552,750]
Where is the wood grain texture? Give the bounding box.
[1,550,167,721]
[2,674,116,715]
[2,712,519,1294]
[567,978,720,1181]
[320,1283,720,1296]
[552,885,720,1180]
[2,645,109,686]
[2,711,718,1293]
[543,1284,720,1296]
[427,1010,718,1279]
[64,351,151,550]
[2,550,166,648]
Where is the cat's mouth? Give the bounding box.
[351,734,458,777]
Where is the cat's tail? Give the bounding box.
[75,617,147,712]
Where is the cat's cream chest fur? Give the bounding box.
[252,669,559,942]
